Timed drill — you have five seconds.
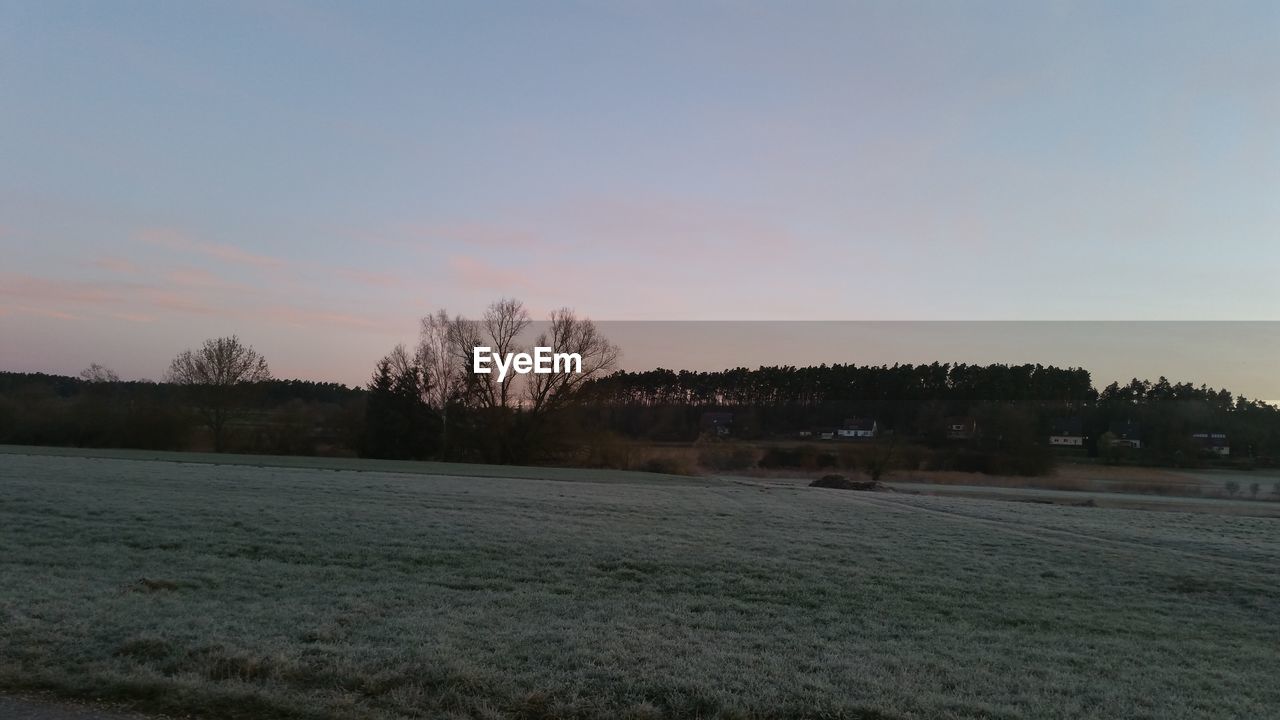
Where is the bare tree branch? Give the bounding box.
[79,363,120,383]
[526,307,619,414]
[165,335,271,452]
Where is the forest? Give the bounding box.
[3,360,1279,470]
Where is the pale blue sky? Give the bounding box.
[1,1,1277,386]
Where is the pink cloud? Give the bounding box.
[166,267,233,289]
[94,256,138,274]
[339,268,408,288]
[258,304,402,333]
[137,227,284,268]
[135,288,224,315]
[0,273,123,304]
[404,222,542,250]
[0,267,405,336]
[105,311,156,323]
[11,304,82,321]
[448,255,534,292]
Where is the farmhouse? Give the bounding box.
[837,417,877,439]
[946,416,977,440]
[1049,418,1085,447]
[1191,431,1230,456]
[1107,421,1143,449]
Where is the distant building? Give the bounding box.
[946,416,977,440]
[1107,421,1142,449]
[797,429,813,438]
[1049,418,1085,447]
[1191,432,1230,456]
[700,411,734,437]
[815,427,836,440]
[837,417,878,439]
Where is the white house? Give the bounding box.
[837,418,877,439]
[1107,421,1142,449]
[1049,418,1085,447]
[1192,432,1230,456]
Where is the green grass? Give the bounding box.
[1,449,1277,719]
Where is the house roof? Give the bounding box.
[1050,417,1083,436]
[1191,432,1229,447]
[1110,421,1141,439]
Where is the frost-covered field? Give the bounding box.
[1,449,1277,719]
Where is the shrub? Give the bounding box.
[757,446,839,470]
[837,445,861,471]
[758,446,811,469]
[637,455,693,475]
[697,445,757,472]
[584,432,634,470]
[927,446,1056,477]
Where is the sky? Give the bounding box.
[1,1,1278,391]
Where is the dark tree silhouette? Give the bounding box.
[166,336,271,452]
[362,345,440,460]
[79,364,120,383]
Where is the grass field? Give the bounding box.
[1,448,1278,719]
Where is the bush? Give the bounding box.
[927,446,1056,477]
[637,455,693,475]
[696,445,757,472]
[583,432,634,469]
[758,446,838,470]
[837,445,861,471]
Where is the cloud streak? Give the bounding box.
[137,228,284,268]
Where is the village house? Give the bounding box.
[1107,421,1143,449]
[1191,431,1230,456]
[837,417,877,439]
[1048,418,1085,447]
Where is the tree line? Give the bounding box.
[575,365,1280,466]
[2,299,1279,468]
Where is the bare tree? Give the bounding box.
[79,363,120,383]
[432,298,618,463]
[166,335,271,452]
[417,309,462,448]
[525,307,619,414]
[385,343,425,402]
[454,298,531,411]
